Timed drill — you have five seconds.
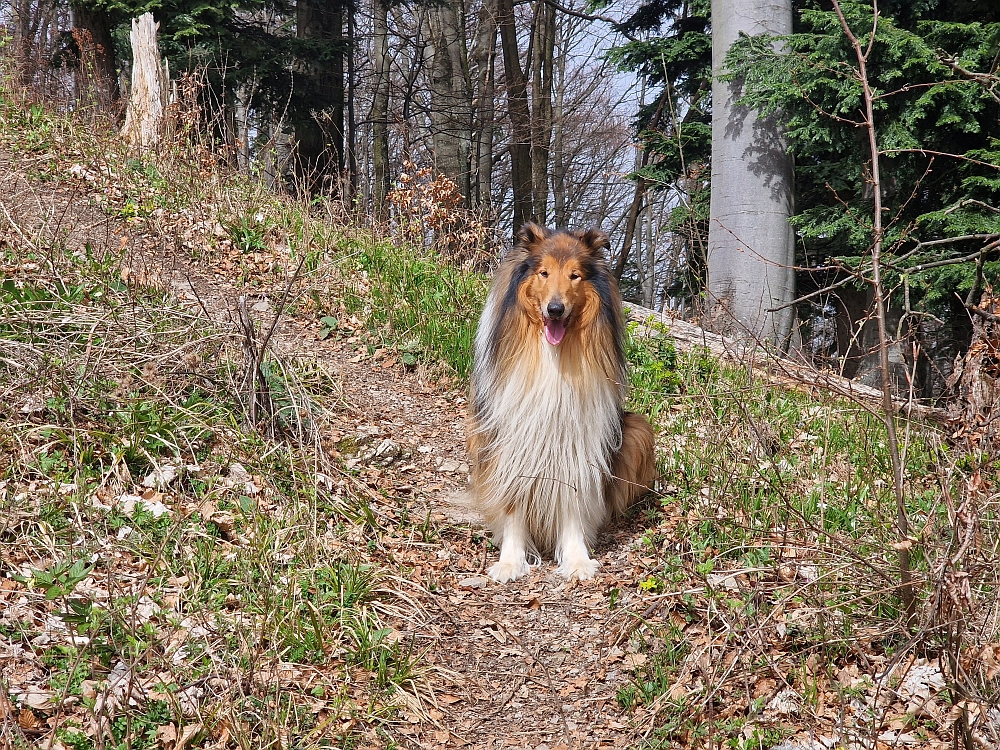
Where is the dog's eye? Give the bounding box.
[569,272,580,280]
[539,270,548,278]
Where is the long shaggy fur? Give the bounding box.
[468,223,657,582]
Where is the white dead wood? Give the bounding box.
[121,13,167,148]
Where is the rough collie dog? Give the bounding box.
[467,223,657,582]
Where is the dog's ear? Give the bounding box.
[516,222,549,249]
[578,228,610,256]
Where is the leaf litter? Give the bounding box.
[2,126,1000,750]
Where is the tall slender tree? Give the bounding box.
[529,0,555,222]
[426,0,474,201]
[470,0,497,210]
[497,0,534,233]
[372,0,392,214]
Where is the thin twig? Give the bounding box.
[831,0,915,625]
[966,303,1000,324]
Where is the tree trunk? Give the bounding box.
[497,0,534,233]
[372,0,391,215]
[346,4,358,198]
[643,201,655,306]
[121,13,166,149]
[948,293,1000,454]
[70,2,119,107]
[834,284,912,392]
[615,177,646,281]
[263,117,293,192]
[529,0,555,223]
[11,0,51,87]
[393,4,425,143]
[234,83,251,172]
[295,0,344,195]
[471,0,497,211]
[426,0,473,202]
[615,87,668,281]
[551,24,567,227]
[707,0,795,345]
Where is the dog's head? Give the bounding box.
[514,223,611,347]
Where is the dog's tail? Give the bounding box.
[608,412,657,516]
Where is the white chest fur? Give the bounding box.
[474,332,622,549]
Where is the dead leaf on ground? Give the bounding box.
[18,708,39,731]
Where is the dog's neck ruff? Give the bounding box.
[471,301,623,551]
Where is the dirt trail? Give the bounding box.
[1,154,654,750]
[147,223,649,750]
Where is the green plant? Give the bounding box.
[110,700,173,750]
[21,103,57,152]
[626,321,684,419]
[340,241,487,376]
[226,215,270,254]
[45,645,91,697]
[318,315,339,340]
[725,725,792,749]
[17,558,93,600]
[57,727,94,750]
[617,626,689,709]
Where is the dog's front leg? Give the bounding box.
[488,513,531,583]
[555,517,600,581]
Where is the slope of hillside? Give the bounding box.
[2,97,999,750]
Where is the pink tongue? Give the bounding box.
[544,318,566,346]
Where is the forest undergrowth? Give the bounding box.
[1,87,1000,750]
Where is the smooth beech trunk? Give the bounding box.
[426,0,473,201]
[708,0,795,345]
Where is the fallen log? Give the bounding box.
[625,303,949,423]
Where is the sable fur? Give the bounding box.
[468,222,657,582]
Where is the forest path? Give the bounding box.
[143,216,653,750]
[1,152,656,750]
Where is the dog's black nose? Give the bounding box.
[546,301,565,319]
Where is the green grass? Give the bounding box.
[612,323,1000,743]
[4,89,999,748]
[617,625,690,709]
[338,238,488,377]
[0,180,432,747]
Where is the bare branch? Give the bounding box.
[891,238,1000,274]
[942,58,1000,105]
[770,233,1000,315]
[966,303,1000,324]
[943,199,1000,215]
[765,273,859,313]
[880,148,1000,170]
[911,233,1000,249]
[540,0,637,41]
[873,78,969,101]
[830,0,916,626]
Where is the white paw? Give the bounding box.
[488,560,530,583]
[557,556,600,581]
